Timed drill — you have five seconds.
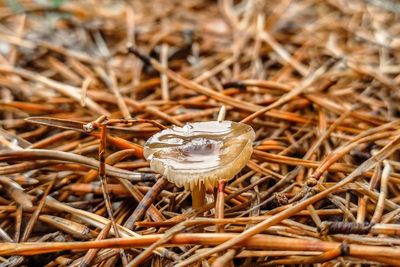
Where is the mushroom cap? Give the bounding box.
[144,121,255,190]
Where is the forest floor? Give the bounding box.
[1,0,400,266]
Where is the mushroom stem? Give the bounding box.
[191,183,206,211]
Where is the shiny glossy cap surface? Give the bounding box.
[144,121,255,190]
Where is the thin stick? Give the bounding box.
[263,243,345,266]
[98,123,128,265]
[79,223,112,267]
[160,43,170,101]
[240,61,332,123]
[371,161,392,223]
[124,176,168,227]
[21,181,54,242]
[2,233,400,259]
[216,180,226,233]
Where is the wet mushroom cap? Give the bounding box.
[144,121,255,190]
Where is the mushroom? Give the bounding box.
[143,120,255,210]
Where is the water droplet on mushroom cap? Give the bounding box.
[144,121,255,190]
